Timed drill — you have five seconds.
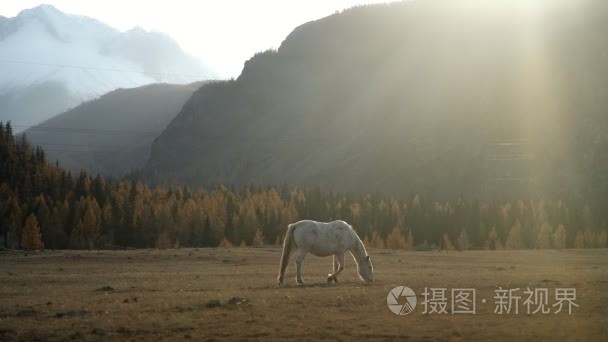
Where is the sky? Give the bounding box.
[0,0,397,78]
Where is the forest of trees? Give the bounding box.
[1,122,606,250]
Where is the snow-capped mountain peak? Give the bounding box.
[0,4,213,130]
[2,4,111,42]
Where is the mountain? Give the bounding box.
[23,81,206,175]
[0,4,213,131]
[143,0,608,200]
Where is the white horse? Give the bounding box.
[277,220,374,285]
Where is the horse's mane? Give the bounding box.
[347,224,368,262]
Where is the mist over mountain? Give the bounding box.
[0,4,213,130]
[22,82,205,175]
[144,0,607,200]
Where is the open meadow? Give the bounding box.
[1,248,607,341]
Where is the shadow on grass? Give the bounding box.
[252,281,377,290]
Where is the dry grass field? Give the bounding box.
[1,247,607,341]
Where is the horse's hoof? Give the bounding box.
[296,280,305,286]
[327,274,333,283]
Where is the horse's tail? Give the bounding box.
[277,223,297,285]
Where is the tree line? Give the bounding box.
[1,121,606,250]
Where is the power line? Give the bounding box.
[12,125,159,136]
[0,59,211,79]
[21,142,133,148]
[41,148,124,153]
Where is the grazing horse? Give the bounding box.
[277,220,374,285]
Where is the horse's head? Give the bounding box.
[358,255,374,283]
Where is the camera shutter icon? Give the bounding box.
[387,286,417,315]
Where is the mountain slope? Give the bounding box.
[0,4,213,130]
[23,82,206,175]
[144,0,608,199]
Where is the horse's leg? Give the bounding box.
[328,252,345,283]
[295,249,308,285]
[333,254,339,274]
[328,254,340,283]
